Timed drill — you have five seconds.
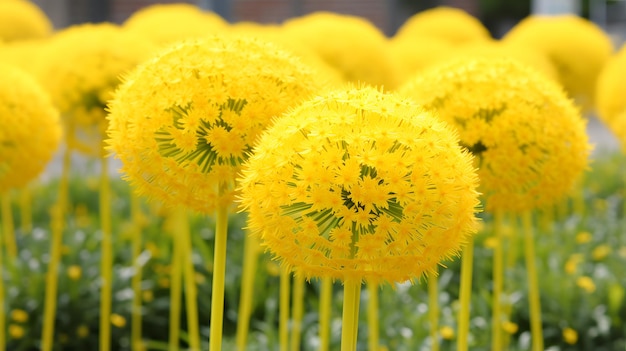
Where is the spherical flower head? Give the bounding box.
[503,15,614,110]
[39,23,156,153]
[123,3,227,46]
[0,39,49,77]
[596,43,626,123]
[106,36,324,214]
[388,36,454,86]
[393,6,491,45]
[281,12,399,89]
[398,57,591,213]
[605,109,626,153]
[238,86,481,284]
[0,0,52,42]
[0,63,62,192]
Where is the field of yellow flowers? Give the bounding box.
[1,1,626,351]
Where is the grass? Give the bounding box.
[2,150,626,350]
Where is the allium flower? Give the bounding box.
[238,86,481,284]
[0,39,48,77]
[0,0,52,42]
[107,36,323,214]
[389,36,454,86]
[39,23,156,152]
[123,3,227,46]
[595,43,626,122]
[281,12,398,89]
[606,110,626,151]
[0,63,62,192]
[398,57,590,213]
[503,15,614,110]
[393,6,491,46]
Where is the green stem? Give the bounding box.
[2,192,16,258]
[178,207,201,351]
[457,237,474,351]
[168,214,183,351]
[523,210,544,351]
[428,272,439,351]
[130,194,143,351]
[491,210,504,351]
[290,272,306,351]
[99,146,113,351]
[236,233,260,351]
[0,193,6,351]
[319,277,332,351]
[209,202,229,351]
[340,279,362,351]
[279,266,291,351]
[502,214,519,351]
[367,281,379,351]
[41,139,71,351]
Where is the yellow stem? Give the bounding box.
[178,207,201,351]
[318,277,333,351]
[2,192,16,258]
[491,210,505,351]
[457,237,475,351]
[279,266,291,351]
[502,214,520,351]
[99,147,113,351]
[367,281,379,351]
[168,213,183,351]
[340,279,361,351]
[209,202,229,351]
[19,187,32,233]
[523,210,544,351]
[41,140,71,351]
[0,193,6,351]
[235,233,260,351]
[130,194,143,351]
[428,272,439,351]
[290,272,306,351]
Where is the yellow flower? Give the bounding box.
[76,324,89,338]
[607,110,626,152]
[238,86,481,284]
[142,290,154,303]
[563,327,578,344]
[502,321,518,334]
[393,6,491,45]
[483,236,498,249]
[39,22,156,154]
[592,244,611,261]
[110,313,127,328]
[398,57,590,213]
[576,276,596,293]
[10,309,28,323]
[8,324,25,339]
[575,231,592,244]
[439,326,455,340]
[596,43,626,123]
[123,3,227,46]
[67,265,82,280]
[0,0,52,42]
[0,63,62,193]
[503,15,614,111]
[565,254,584,275]
[107,36,322,214]
[281,12,398,89]
[388,36,454,86]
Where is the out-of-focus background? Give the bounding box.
[32,0,626,41]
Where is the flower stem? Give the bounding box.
[19,187,32,233]
[457,236,474,351]
[2,191,16,258]
[340,279,361,351]
[236,233,259,350]
[178,207,201,351]
[319,276,332,351]
[209,202,229,351]
[290,272,306,351]
[41,139,71,351]
[279,265,291,351]
[428,272,439,351]
[99,145,113,351]
[367,281,379,351]
[168,213,183,351]
[0,194,6,351]
[523,210,544,351]
[491,210,504,351]
[130,193,143,351]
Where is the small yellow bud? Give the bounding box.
[439,326,455,340]
[76,325,89,338]
[576,276,596,293]
[563,327,578,344]
[8,324,25,339]
[575,231,592,244]
[10,309,28,323]
[67,265,82,280]
[502,321,518,334]
[110,313,127,328]
[592,245,611,261]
